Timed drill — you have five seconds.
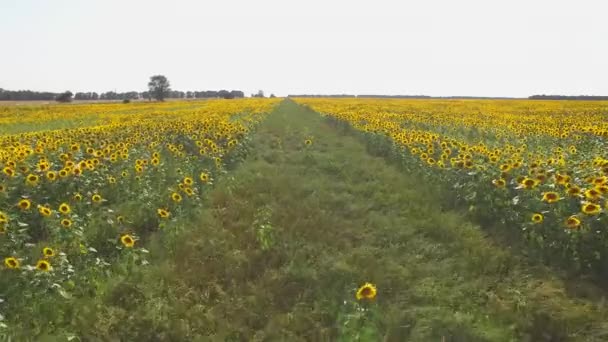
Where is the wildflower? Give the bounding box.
[92,194,102,203]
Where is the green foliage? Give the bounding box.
[4,100,608,340]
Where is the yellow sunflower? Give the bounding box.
[356,282,377,300]
[541,192,560,204]
[35,259,52,272]
[531,213,543,224]
[120,234,135,248]
[4,257,19,269]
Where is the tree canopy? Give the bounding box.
[148,75,171,101]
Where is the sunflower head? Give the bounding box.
[171,192,182,203]
[38,205,52,217]
[183,177,193,186]
[35,259,51,272]
[92,194,102,203]
[43,247,55,258]
[120,234,135,248]
[541,192,560,203]
[18,199,32,210]
[4,257,19,269]
[61,218,72,228]
[492,178,506,188]
[582,202,601,215]
[157,208,170,219]
[356,282,377,301]
[58,203,71,215]
[532,213,543,224]
[566,216,581,229]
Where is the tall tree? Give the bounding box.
[147,75,171,101]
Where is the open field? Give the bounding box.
[2,98,608,340]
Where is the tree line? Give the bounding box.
[0,88,246,101]
[528,95,608,101]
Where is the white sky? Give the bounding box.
[0,0,606,97]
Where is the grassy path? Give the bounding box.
[67,100,608,341]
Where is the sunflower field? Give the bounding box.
[0,98,279,329]
[296,98,608,277]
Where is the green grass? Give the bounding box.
[5,100,608,341]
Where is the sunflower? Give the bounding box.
[581,202,601,215]
[120,234,135,248]
[566,215,581,229]
[25,174,39,186]
[157,208,170,219]
[184,187,194,197]
[200,172,210,183]
[304,139,313,146]
[117,215,124,224]
[35,259,51,272]
[0,211,8,223]
[60,218,72,228]
[566,185,582,197]
[584,188,602,201]
[58,203,71,215]
[18,199,32,211]
[46,171,57,181]
[0,184,5,193]
[541,192,560,204]
[73,193,83,201]
[108,176,116,184]
[2,167,15,177]
[492,178,506,188]
[38,205,52,217]
[171,192,182,203]
[521,178,539,189]
[356,282,377,300]
[151,158,160,166]
[531,213,543,224]
[4,257,19,269]
[183,177,194,186]
[92,194,102,203]
[43,247,55,258]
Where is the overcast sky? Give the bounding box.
[1,0,606,97]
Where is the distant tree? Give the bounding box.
[230,90,244,98]
[56,91,73,103]
[218,90,232,99]
[270,93,276,98]
[147,75,171,101]
[253,90,265,98]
